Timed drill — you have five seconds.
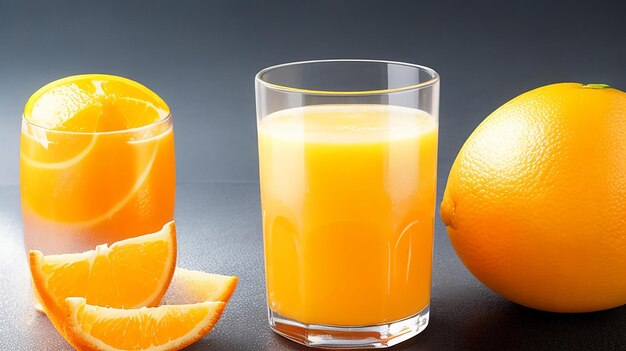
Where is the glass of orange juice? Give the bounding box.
[20,74,176,258]
[256,60,439,348]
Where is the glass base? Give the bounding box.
[268,305,429,349]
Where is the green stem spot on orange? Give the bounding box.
[582,83,611,89]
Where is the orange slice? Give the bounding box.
[163,267,239,305]
[64,269,238,351]
[20,74,171,225]
[23,74,169,132]
[29,221,177,336]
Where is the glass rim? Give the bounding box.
[21,112,172,136]
[255,59,440,96]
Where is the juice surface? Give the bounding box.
[20,106,175,254]
[258,104,438,326]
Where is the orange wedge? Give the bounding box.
[64,269,238,351]
[29,221,177,336]
[163,267,238,305]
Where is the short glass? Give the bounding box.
[255,60,440,348]
[20,82,176,257]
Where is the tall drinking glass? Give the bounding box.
[256,60,440,348]
[20,75,176,258]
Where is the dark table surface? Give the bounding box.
[1,182,625,351]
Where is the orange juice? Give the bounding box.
[258,104,438,326]
[20,75,175,255]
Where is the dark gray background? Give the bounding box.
[1,0,625,185]
[1,1,625,350]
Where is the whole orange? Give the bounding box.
[440,83,626,312]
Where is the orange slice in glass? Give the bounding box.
[20,74,171,224]
[23,74,169,132]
